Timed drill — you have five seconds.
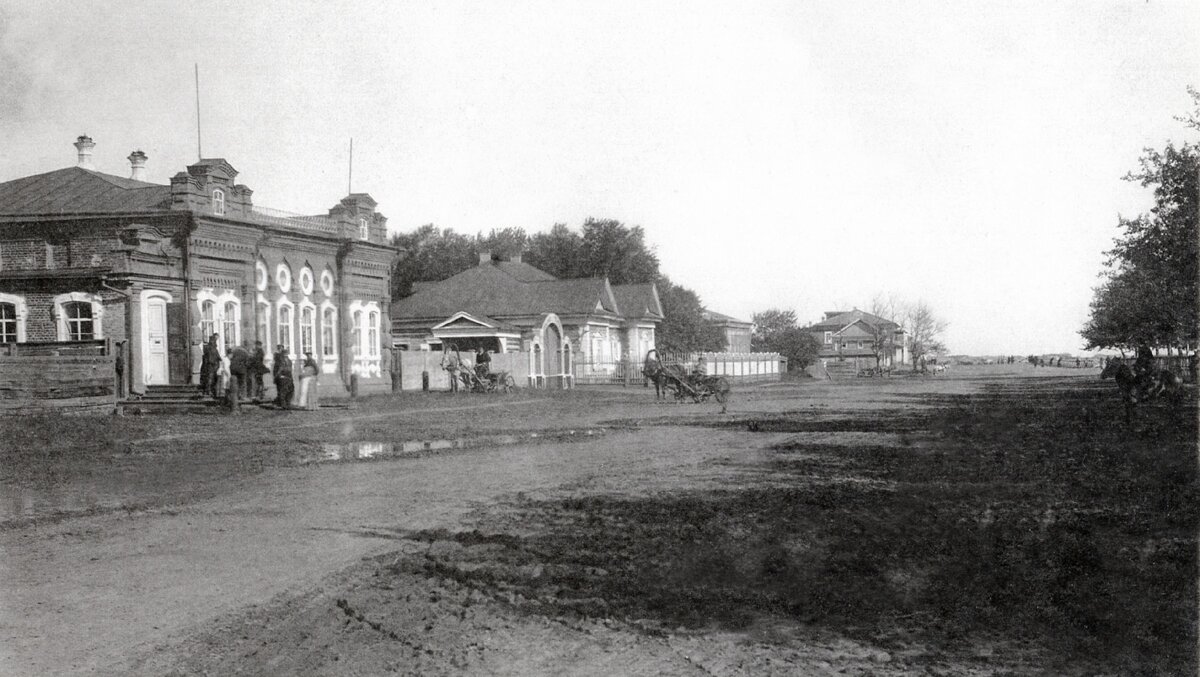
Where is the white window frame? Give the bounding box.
[212,188,226,216]
[277,298,295,359]
[824,331,833,345]
[368,310,379,357]
[196,289,240,350]
[299,266,314,296]
[256,295,271,350]
[0,293,29,343]
[52,292,104,342]
[276,263,292,293]
[299,301,316,357]
[359,217,369,241]
[350,309,363,358]
[255,260,269,292]
[320,269,335,297]
[222,300,241,348]
[320,300,338,359]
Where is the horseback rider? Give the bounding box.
[1133,344,1157,391]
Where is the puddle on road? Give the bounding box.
[302,429,608,465]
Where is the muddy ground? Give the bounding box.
[1,366,1196,675]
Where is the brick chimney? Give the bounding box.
[128,150,148,181]
[74,135,96,170]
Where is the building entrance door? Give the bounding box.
[145,296,170,385]
[545,323,563,389]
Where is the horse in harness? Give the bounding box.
[643,349,667,400]
[1100,360,1183,422]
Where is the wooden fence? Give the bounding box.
[0,345,117,414]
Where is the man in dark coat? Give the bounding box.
[227,341,251,413]
[201,333,221,398]
[272,344,294,409]
[250,340,267,401]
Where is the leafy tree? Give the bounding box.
[903,300,947,370]
[579,218,660,285]
[1082,91,1199,353]
[751,308,819,370]
[389,225,477,298]
[657,277,725,353]
[751,309,798,345]
[477,227,528,260]
[524,223,584,279]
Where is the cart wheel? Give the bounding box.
[503,374,516,393]
[713,378,731,404]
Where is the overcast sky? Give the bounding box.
[2,1,1197,354]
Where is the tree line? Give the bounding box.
[1081,88,1199,356]
[389,218,725,353]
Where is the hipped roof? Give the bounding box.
[0,167,171,215]
[392,259,662,324]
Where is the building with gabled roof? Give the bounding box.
[390,252,663,387]
[701,309,753,353]
[0,135,397,400]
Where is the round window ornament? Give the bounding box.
[320,270,334,297]
[276,264,292,293]
[299,268,314,295]
[255,261,269,292]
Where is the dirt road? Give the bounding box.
[0,422,772,675]
[2,368,1194,675]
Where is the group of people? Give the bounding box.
[198,333,321,413]
[441,346,491,392]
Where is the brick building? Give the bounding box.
[0,136,397,398]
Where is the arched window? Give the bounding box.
[0,294,28,343]
[0,303,17,343]
[367,311,380,356]
[278,304,293,354]
[321,305,337,357]
[351,310,363,357]
[64,302,95,341]
[300,305,315,356]
[256,301,271,347]
[359,218,369,240]
[200,300,217,342]
[53,293,103,342]
[222,301,239,347]
[212,189,226,216]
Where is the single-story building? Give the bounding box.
[391,252,663,387]
[702,309,753,353]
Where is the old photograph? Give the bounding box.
[0,1,1197,675]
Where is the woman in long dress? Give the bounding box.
[299,352,320,410]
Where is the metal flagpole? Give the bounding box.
[195,64,202,159]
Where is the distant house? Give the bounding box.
[390,253,663,387]
[702,309,752,353]
[809,308,906,371]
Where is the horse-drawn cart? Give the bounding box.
[652,360,731,404]
[441,345,516,394]
[458,365,516,394]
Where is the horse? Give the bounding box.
[643,349,667,401]
[1101,361,1184,422]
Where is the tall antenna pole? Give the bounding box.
[194,64,203,159]
[348,137,353,194]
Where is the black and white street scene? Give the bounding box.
[1,2,1197,675]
